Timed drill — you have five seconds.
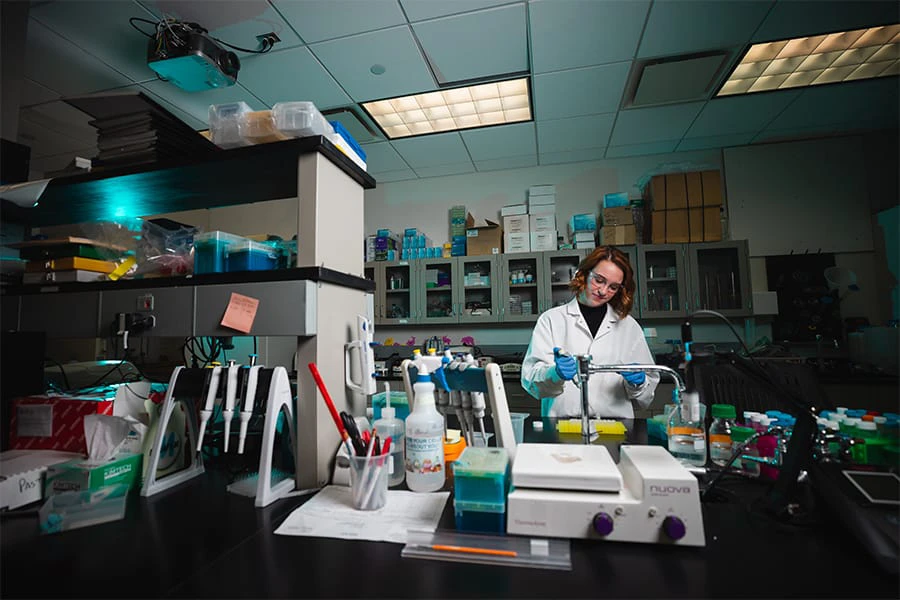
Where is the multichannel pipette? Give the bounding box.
[196,364,222,452]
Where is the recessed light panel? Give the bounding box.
[719,24,900,96]
[362,78,531,139]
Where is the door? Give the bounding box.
[687,240,752,317]
[500,252,544,322]
[456,255,500,324]
[637,244,690,318]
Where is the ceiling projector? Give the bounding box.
[147,23,239,92]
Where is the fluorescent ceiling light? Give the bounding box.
[362,78,531,139]
[718,24,900,96]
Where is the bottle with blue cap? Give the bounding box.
[405,355,445,492]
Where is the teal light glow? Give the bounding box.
[94,179,148,221]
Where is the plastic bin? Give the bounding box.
[452,447,509,505]
[226,240,279,272]
[208,102,252,149]
[329,120,367,161]
[193,231,246,274]
[453,499,506,534]
[238,110,291,145]
[272,101,332,137]
[39,484,128,534]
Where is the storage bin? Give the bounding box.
[329,121,366,161]
[193,231,246,274]
[208,102,252,149]
[226,240,279,272]
[453,499,506,534]
[452,446,509,505]
[238,110,291,144]
[272,101,332,137]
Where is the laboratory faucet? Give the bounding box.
[575,357,687,444]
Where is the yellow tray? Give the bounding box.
[25,256,118,274]
[556,418,627,435]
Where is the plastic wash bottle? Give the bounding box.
[373,384,405,487]
[405,358,445,492]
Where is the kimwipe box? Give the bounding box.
[45,452,142,495]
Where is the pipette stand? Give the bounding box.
[142,366,206,497]
[227,366,297,507]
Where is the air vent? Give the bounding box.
[624,52,730,109]
[321,107,382,143]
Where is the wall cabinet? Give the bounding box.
[636,240,752,318]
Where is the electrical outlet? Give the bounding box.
[137,293,154,311]
[256,31,281,49]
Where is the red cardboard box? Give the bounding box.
[9,396,114,454]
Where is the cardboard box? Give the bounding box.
[648,175,666,210]
[0,450,81,510]
[528,202,556,215]
[575,241,596,250]
[665,174,687,209]
[571,231,596,243]
[599,225,636,245]
[686,172,704,208]
[688,207,704,242]
[10,396,114,454]
[529,214,556,232]
[651,211,666,244]
[501,204,528,217]
[602,206,633,226]
[45,452,143,495]
[504,232,530,253]
[603,192,629,208]
[465,213,502,256]
[528,185,555,197]
[666,209,689,243]
[502,215,529,235]
[701,170,723,206]
[703,206,722,241]
[530,230,557,251]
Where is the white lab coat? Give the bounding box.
[521,298,659,418]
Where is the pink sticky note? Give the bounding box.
[220,292,259,333]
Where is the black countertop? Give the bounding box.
[2,417,897,599]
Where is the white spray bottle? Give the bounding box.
[405,356,445,493]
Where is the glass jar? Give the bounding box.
[708,404,737,467]
[667,392,706,467]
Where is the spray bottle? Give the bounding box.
[405,354,445,492]
[373,383,405,487]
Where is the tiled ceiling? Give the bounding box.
[11,0,900,181]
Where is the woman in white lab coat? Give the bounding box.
[521,245,659,418]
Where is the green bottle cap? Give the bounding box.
[712,404,737,419]
[731,426,755,442]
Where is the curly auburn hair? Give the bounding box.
[567,245,636,317]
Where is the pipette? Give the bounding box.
[222,360,240,452]
[466,353,488,444]
[196,365,222,452]
[238,364,265,454]
[447,356,468,444]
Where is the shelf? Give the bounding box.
[509,283,537,288]
[647,277,679,283]
[18,137,376,227]
[386,288,410,293]
[551,282,574,287]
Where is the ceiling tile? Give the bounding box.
[141,80,265,127]
[529,0,651,74]
[461,122,535,160]
[360,142,410,173]
[24,19,134,95]
[375,168,419,182]
[145,0,303,53]
[19,101,97,145]
[676,132,755,152]
[753,0,899,43]
[20,79,60,108]
[539,146,607,165]
[605,140,679,158]
[137,85,209,130]
[638,1,774,58]
[765,78,900,131]
[273,0,406,43]
[534,62,630,120]
[609,102,705,146]
[400,0,517,22]
[684,91,801,138]
[17,116,94,159]
[29,0,159,83]
[391,132,471,168]
[413,162,476,178]
[474,154,538,172]
[310,26,436,102]
[412,4,527,84]
[238,47,351,108]
[537,113,615,153]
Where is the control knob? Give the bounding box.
[662,516,686,540]
[592,512,614,536]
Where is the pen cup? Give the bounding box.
[349,454,388,511]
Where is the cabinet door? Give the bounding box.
[637,244,689,317]
[365,262,382,322]
[500,253,544,322]
[687,240,752,317]
[382,261,415,325]
[417,258,458,324]
[543,250,584,312]
[456,255,500,324]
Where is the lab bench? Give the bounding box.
[1,417,895,599]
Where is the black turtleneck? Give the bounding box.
[578,302,608,337]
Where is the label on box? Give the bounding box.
[16,405,53,437]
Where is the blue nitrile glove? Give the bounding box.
[619,364,646,386]
[552,347,577,381]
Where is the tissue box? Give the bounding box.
[0,450,81,510]
[9,396,114,454]
[39,484,128,534]
[44,452,142,495]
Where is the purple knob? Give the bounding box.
[662,516,686,540]
[592,512,614,536]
